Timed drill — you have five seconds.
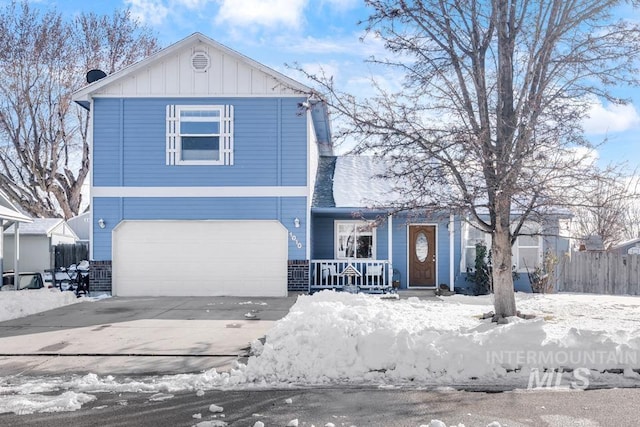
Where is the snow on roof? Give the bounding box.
[332,156,406,208]
[4,218,65,235]
[0,191,31,223]
[612,237,640,249]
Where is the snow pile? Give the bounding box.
[0,288,81,322]
[2,291,640,415]
[238,292,640,384]
[0,391,95,415]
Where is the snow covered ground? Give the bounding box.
[0,288,83,322]
[1,291,640,420]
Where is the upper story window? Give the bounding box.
[335,220,376,259]
[461,220,543,272]
[166,105,234,166]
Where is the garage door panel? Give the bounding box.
[112,220,288,297]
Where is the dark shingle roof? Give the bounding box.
[312,156,336,208]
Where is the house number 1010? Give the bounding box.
[289,232,303,249]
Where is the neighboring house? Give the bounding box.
[67,212,91,246]
[73,33,330,297]
[611,238,640,255]
[73,33,569,297]
[4,218,78,275]
[0,190,32,278]
[577,235,606,252]
[311,156,571,293]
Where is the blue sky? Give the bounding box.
[30,0,640,172]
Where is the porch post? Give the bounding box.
[449,213,455,291]
[13,221,19,287]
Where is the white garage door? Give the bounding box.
[112,220,288,297]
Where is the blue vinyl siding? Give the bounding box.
[92,196,308,261]
[280,197,307,259]
[92,97,308,187]
[92,198,123,259]
[92,99,123,186]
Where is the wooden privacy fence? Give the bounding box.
[54,243,89,270]
[558,252,640,295]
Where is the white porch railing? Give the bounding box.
[309,259,393,293]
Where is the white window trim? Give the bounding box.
[513,223,543,273]
[460,221,492,272]
[166,104,234,166]
[460,220,543,273]
[334,220,377,260]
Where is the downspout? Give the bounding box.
[0,220,3,282]
[388,214,393,286]
[449,212,455,292]
[89,97,95,260]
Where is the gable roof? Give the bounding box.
[0,191,31,224]
[4,218,77,239]
[72,32,313,109]
[611,237,640,250]
[66,212,90,241]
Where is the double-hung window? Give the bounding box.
[513,222,543,272]
[461,220,543,272]
[335,221,376,259]
[462,221,492,271]
[166,105,234,165]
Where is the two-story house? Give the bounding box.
[73,33,330,297]
[74,33,570,297]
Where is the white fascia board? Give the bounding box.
[92,186,309,198]
[88,93,308,99]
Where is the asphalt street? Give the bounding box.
[1,386,639,427]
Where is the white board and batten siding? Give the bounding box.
[92,41,302,98]
[112,220,288,297]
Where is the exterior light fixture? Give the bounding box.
[294,218,300,228]
[98,218,106,229]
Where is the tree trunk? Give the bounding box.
[491,217,517,318]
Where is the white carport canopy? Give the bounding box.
[0,191,33,285]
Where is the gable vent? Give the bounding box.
[191,51,210,72]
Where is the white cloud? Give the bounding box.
[173,0,209,8]
[215,0,308,30]
[582,99,640,135]
[125,0,170,26]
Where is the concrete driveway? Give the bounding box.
[0,294,299,376]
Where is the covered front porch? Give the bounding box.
[309,259,394,293]
[309,208,459,293]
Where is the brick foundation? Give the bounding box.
[89,260,112,294]
[288,260,309,292]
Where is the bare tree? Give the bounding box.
[0,1,159,219]
[572,177,639,248]
[300,0,640,317]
